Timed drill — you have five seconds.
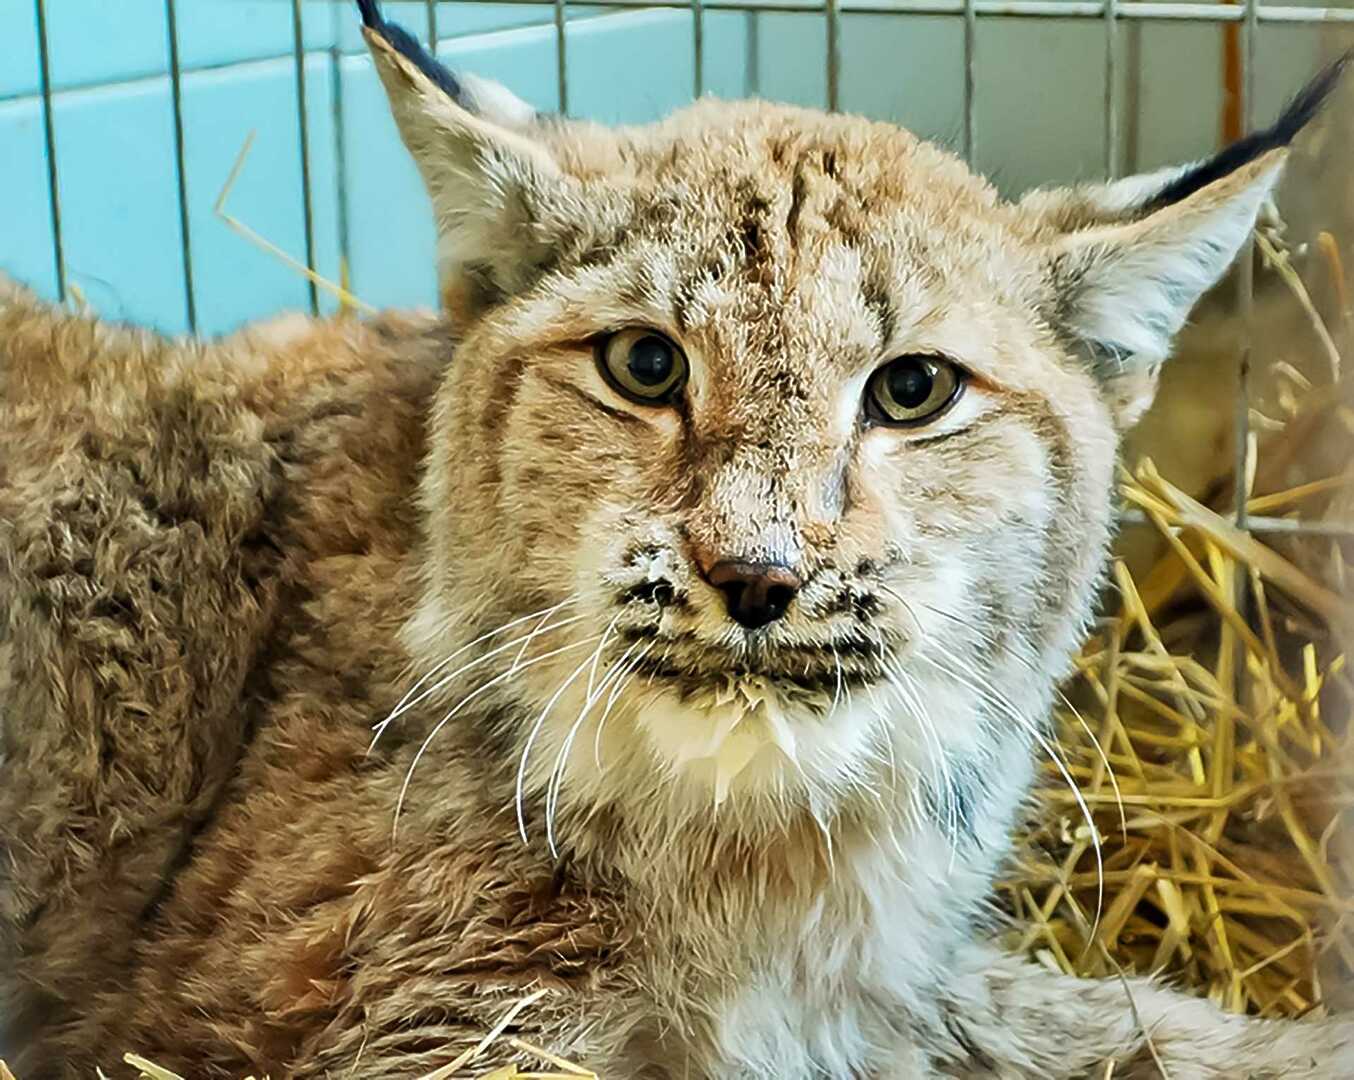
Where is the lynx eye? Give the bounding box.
[597,329,688,405]
[865,355,964,426]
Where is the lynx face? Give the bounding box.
[366,16,1287,834]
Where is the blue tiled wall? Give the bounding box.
[0,1,1341,337]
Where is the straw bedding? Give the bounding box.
[1001,90,1354,1022]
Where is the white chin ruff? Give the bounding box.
[641,675,836,805]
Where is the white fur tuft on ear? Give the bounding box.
[1020,161,1198,229]
[362,25,565,319]
[1030,50,1349,426]
[1056,155,1281,365]
[454,72,540,129]
[1045,152,1285,426]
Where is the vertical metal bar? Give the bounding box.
[962,0,977,161]
[1222,3,1243,143]
[331,42,353,310]
[1103,0,1118,177]
[33,0,65,303]
[826,0,841,112]
[1122,21,1141,173]
[1228,0,1259,713]
[165,0,197,332]
[1231,0,1258,533]
[555,0,569,115]
[1242,0,1257,135]
[693,0,705,98]
[745,8,760,98]
[291,0,319,315]
[426,0,438,48]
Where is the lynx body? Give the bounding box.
[1,5,1349,1076]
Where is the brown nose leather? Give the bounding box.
[706,560,802,630]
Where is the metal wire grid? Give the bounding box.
[25,0,1354,542]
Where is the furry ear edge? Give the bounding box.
[360,9,565,321]
[357,0,539,128]
[1033,49,1350,428]
[1021,47,1351,234]
[1047,152,1285,428]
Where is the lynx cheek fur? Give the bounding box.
[2,3,1351,1076]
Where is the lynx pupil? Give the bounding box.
[888,361,933,408]
[628,336,674,386]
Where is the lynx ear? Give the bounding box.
[1028,50,1349,427]
[1046,154,1283,426]
[358,1,564,319]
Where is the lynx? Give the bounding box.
[1,3,1350,1075]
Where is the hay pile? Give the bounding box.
[1005,72,1354,1016]
[1004,461,1353,1017]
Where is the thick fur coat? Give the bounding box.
[1,7,1350,1076]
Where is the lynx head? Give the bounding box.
[360,3,1343,845]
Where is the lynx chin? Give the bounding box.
[1,2,1350,1075]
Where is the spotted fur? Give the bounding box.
[0,10,1349,1077]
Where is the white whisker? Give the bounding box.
[545,638,642,856]
[916,596,1126,834]
[594,641,654,770]
[584,613,623,702]
[830,646,844,718]
[920,650,1105,944]
[389,633,603,840]
[372,608,586,749]
[509,601,575,675]
[878,654,959,849]
[544,620,625,846]
[515,643,610,846]
[382,598,572,726]
[864,695,899,791]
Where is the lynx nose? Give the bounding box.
[706,560,802,630]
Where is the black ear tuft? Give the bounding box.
[356,0,382,29]
[1145,48,1351,211]
[355,0,463,103]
